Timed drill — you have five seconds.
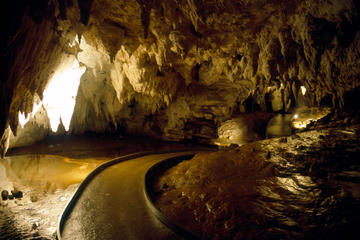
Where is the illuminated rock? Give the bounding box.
[10,105,50,148]
[0,0,359,153]
[0,128,10,158]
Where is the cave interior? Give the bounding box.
[0,0,360,239]
[1,0,359,153]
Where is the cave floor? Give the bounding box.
[60,152,199,240]
[1,111,359,240]
[0,135,207,240]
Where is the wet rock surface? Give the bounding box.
[151,115,360,239]
[0,135,209,239]
[216,112,274,146]
[1,0,360,155]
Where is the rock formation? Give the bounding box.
[1,0,359,155]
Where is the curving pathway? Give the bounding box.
[58,151,204,240]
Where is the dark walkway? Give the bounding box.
[59,152,197,240]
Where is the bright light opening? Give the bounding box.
[68,35,80,48]
[300,86,307,96]
[18,112,30,128]
[43,59,85,132]
[18,100,43,128]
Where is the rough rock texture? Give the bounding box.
[9,105,51,148]
[1,1,78,153]
[152,122,360,239]
[1,0,360,154]
[216,112,274,145]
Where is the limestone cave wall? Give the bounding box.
[1,0,359,154]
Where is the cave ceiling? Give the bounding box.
[0,0,359,153]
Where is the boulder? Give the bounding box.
[11,190,23,199]
[1,190,9,200]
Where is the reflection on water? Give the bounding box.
[2,155,103,192]
[216,108,330,145]
[292,107,331,129]
[266,114,293,138]
[266,107,331,138]
[0,155,107,239]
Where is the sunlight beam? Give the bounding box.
[43,59,86,132]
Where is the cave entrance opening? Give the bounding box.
[18,59,86,132]
[43,59,85,132]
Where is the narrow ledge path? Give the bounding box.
[58,151,203,240]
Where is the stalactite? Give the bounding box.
[0,0,359,154]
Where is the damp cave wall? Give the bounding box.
[1,0,360,156]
